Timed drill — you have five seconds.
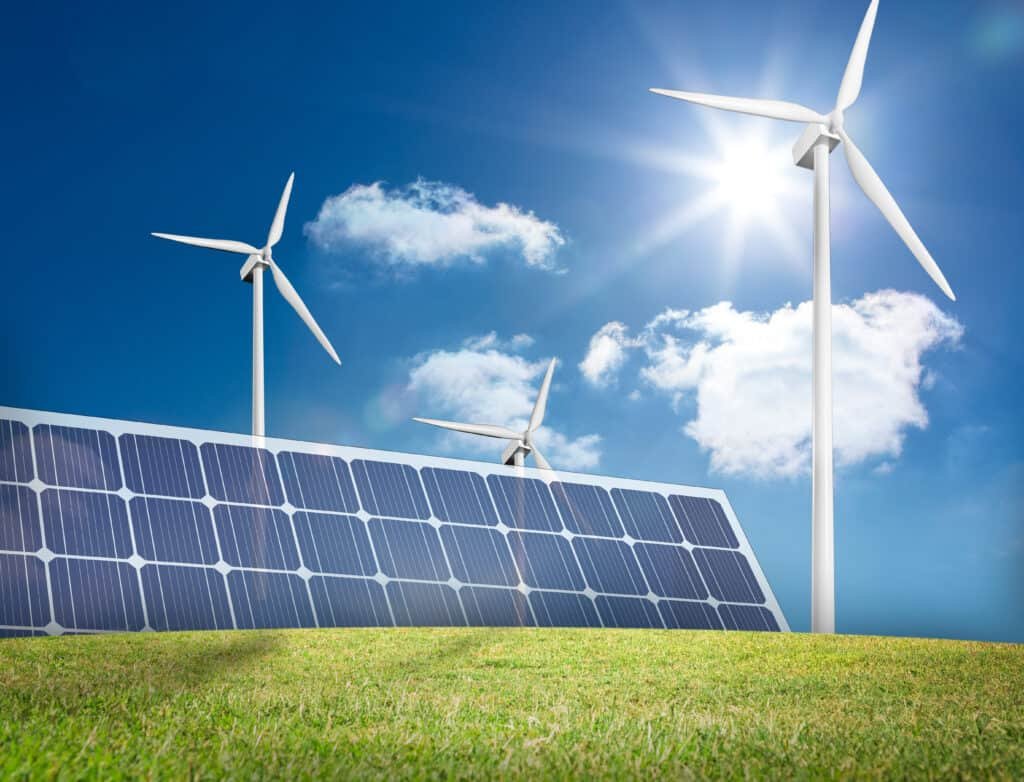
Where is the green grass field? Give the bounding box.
[1,628,1021,780]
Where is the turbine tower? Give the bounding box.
[153,173,341,436]
[414,358,557,469]
[650,0,955,633]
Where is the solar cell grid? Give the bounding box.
[0,419,33,483]
[0,407,787,636]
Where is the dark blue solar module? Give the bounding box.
[551,482,623,538]
[487,475,563,532]
[0,420,33,483]
[120,434,204,499]
[40,489,132,558]
[669,494,739,549]
[718,603,780,631]
[34,424,121,491]
[131,497,218,564]
[506,530,585,591]
[142,564,233,631]
[692,548,765,604]
[611,489,683,543]
[440,524,518,587]
[460,586,531,626]
[572,537,648,596]
[659,599,723,630]
[0,410,786,636]
[529,590,601,628]
[634,542,708,601]
[293,512,376,577]
[421,467,498,526]
[279,451,359,514]
[0,484,42,552]
[595,595,663,628]
[352,460,430,520]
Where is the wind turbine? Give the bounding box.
[414,359,558,469]
[153,172,340,437]
[650,0,955,634]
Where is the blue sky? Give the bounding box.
[2,0,1022,642]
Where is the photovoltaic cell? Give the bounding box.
[487,475,562,532]
[692,548,765,604]
[611,489,682,543]
[634,542,708,600]
[293,512,376,577]
[201,443,283,506]
[551,482,623,538]
[120,434,204,499]
[34,425,121,491]
[387,581,463,626]
[421,468,497,526]
[0,419,33,483]
[460,586,531,626]
[529,590,601,628]
[141,564,232,631]
[214,505,299,571]
[131,497,218,564]
[50,558,145,632]
[228,570,315,629]
[506,530,584,591]
[572,537,648,596]
[0,407,786,635]
[278,451,359,514]
[310,576,391,627]
[369,518,449,581]
[595,595,663,629]
[0,484,42,552]
[0,554,49,628]
[670,495,739,549]
[40,489,131,558]
[718,603,780,632]
[440,524,518,587]
[352,460,430,520]
[659,599,723,630]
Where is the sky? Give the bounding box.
[2,0,1022,642]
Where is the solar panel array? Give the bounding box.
[0,407,787,637]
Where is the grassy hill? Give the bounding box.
[1,628,1021,780]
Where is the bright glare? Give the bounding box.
[713,140,790,223]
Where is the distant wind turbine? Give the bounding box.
[153,172,340,436]
[650,0,955,633]
[414,358,557,469]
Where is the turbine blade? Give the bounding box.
[649,88,827,124]
[267,172,295,248]
[838,129,955,301]
[529,358,557,433]
[151,233,259,255]
[836,0,880,111]
[531,447,553,471]
[412,418,522,440]
[267,260,342,364]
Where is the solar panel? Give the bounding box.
[0,406,788,636]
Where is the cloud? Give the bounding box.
[578,322,638,387]
[581,290,963,478]
[407,335,601,470]
[305,179,565,271]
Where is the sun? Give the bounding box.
[629,121,805,280]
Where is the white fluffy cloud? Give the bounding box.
[408,336,601,471]
[580,291,963,478]
[578,322,638,387]
[305,179,565,271]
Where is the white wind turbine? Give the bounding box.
[414,359,558,469]
[153,172,340,437]
[650,0,955,634]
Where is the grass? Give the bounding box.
[0,629,1021,780]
